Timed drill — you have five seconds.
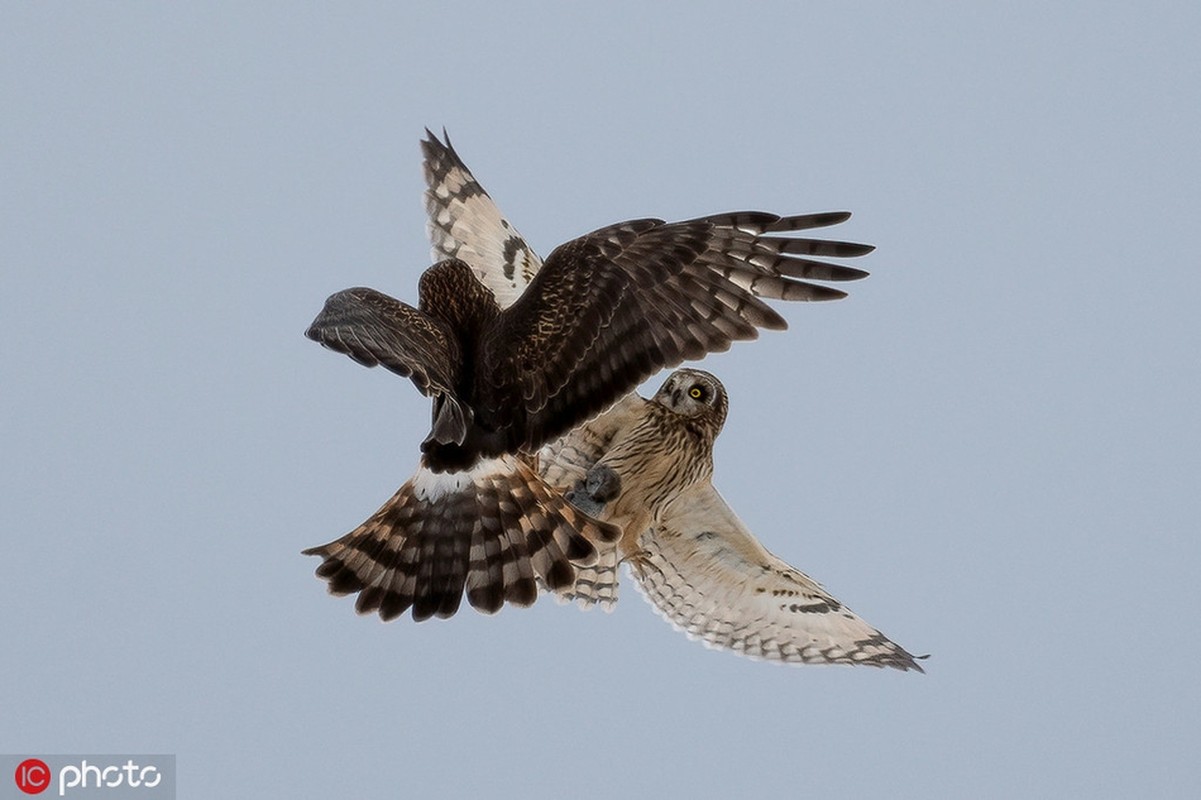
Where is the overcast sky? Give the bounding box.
[3,3,1199,798]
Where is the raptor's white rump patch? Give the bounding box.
[409,457,509,502]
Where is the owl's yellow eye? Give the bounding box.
[688,386,704,400]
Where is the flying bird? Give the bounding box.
[303,130,872,622]
[542,369,925,671]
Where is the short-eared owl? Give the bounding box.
[302,131,872,622]
[542,369,925,672]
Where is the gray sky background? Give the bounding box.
[3,3,1199,797]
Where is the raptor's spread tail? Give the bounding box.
[303,455,619,621]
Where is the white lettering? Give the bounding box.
[58,765,80,796]
[123,760,141,787]
[80,761,103,786]
[56,758,165,795]
[141,766,161,788]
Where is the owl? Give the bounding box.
[541,369,925,671]
[302,131,872,623]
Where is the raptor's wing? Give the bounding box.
[421,129,542,308]
[305,287,461,396]
[482,212,871,452]
[632,481,925,671]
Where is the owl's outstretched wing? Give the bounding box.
[482,213,872,452]
[421,129,542,308]
[631,481,925,671]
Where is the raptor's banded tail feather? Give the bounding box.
[303,455,619,621]
[543,545,621,611]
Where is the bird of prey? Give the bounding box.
[303,130,872,622]
[542,368,925,671]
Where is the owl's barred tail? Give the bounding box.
[303,455,620,621]
[545,544,621,611]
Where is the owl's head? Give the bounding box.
[652,368,729,431]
